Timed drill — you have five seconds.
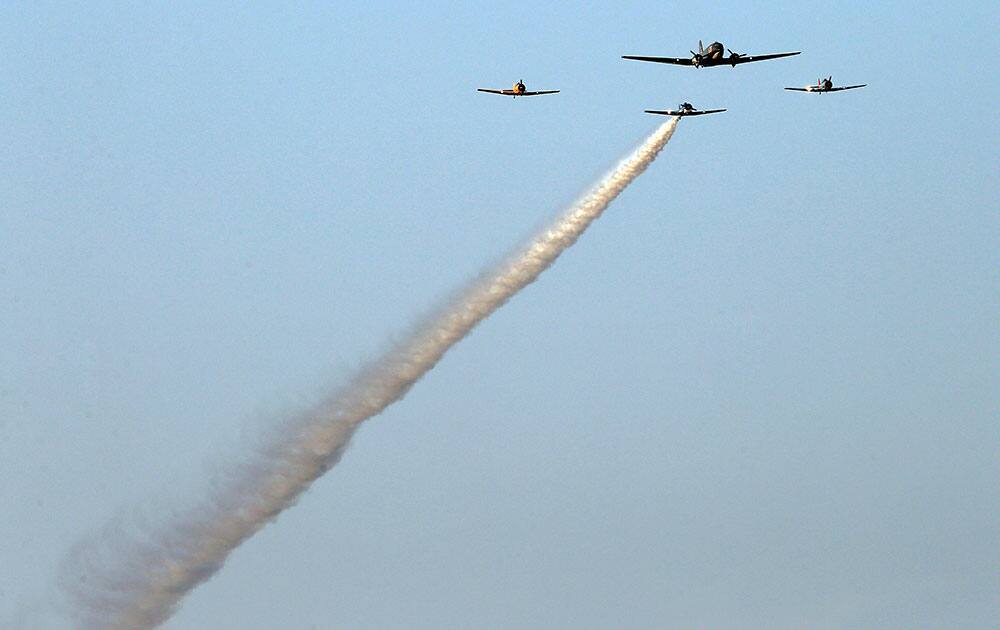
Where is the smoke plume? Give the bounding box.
[61,119,680,628]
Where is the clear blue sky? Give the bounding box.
[2,2,997,628]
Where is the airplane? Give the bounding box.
[644,102,726,117]
[784,76,866,93]
[623,40,800,68]
[477,80,559,98]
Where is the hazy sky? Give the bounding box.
[2,2,997,628]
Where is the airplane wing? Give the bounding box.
[828,84,866,91]
[783,87,811,91]
[477,89,508,95]
[622,55,692,66]
[519,90,560,96]
[730,51,801,64]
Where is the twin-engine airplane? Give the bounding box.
[623,40,800,68]
[477,80,559,98]
[784,76,866,93]
[645,102,726,117]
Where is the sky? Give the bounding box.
[2,1,998,628]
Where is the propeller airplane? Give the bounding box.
[784,76,866,93]
[477,80,560,98]
[623,40,800,68]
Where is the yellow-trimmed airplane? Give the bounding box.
[477,80,559,98]
[785,76,866,93]
[645,102,726,117]
[624,40,799,68]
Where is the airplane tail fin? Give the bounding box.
[698,40,704,54]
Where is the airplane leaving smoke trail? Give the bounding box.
[61,118,680,629]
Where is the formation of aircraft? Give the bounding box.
[623,40,799,68]
[784,76,866,93]
[477,80,559,98]
[478,39,866,116]
[645,103,726,117]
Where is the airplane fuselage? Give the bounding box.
[692,41,736,67]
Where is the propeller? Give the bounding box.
[690,40,705,66]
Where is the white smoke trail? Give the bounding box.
[61,119,680,629]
